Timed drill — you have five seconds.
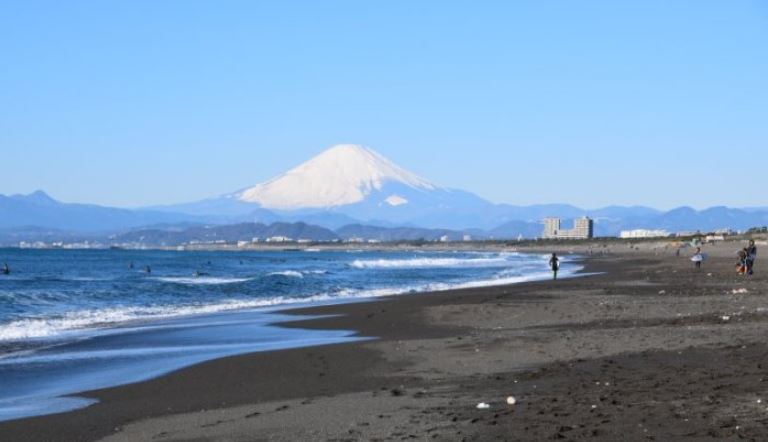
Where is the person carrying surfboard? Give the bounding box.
[549,253,560,280]
[691,247,705,270]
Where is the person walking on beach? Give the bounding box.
[549,253,560,280]
[692,247,704,270]
[746,239,757,276]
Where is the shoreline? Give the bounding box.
[0,251,573,354]
[0,256,594,441]
[2,243,767,441]
[0,250,578,353]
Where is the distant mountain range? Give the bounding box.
[0,190,205,232]
[1,144,767,243]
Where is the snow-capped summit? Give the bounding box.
[154,143,496,229]
[236,144,438,209]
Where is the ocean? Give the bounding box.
[0,248,578,421]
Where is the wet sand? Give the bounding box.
[2,242,767,441]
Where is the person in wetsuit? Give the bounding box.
[746,239,758,276]
[549,253,560,280]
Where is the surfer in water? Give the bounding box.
[2,263,9,275]
[549,253,560,280]
[145,265,152,274]
[128,261,134,270]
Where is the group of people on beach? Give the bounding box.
[545,239,759,280]
[736,239,758,276]
[690,239,758,276]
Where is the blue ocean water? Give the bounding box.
[0,248,578,421]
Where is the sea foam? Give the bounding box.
[154,277,252,285]
[267,271,304,278]
[350,256,511,269]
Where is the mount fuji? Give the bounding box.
[162,144,499,229]
[238,144,439,209]
[160,144,768,234]
[4,144,766,238]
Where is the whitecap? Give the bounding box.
[154,277,251,285]
[267,271,304,278]
[350,257,511,269]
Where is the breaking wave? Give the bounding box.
[154,277,252,285]
[0,267,575,342]
[350,256,512,269]
[267,271,304,278]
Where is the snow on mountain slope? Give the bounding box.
[236,144,438,209]
[384,195,408,206]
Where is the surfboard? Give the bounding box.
[691,253,707,262]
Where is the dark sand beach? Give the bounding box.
[2,243,768,441]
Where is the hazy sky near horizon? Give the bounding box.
[1,1,766,210]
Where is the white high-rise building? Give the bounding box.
[542,216,594,239]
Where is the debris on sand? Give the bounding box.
[732,288,749,295]
[506,396,517,405]
[390,388,405,397]
[476,402,490,409]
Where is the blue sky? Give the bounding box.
[1,1,766,209]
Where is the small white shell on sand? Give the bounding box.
[722,316,731,321]
[476,402,490,409]
[506,396,516,405]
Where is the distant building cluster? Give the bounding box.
[19,240,104,249]
[542,217,594,240]
[619,227,739,240]
[619,229,670,239]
